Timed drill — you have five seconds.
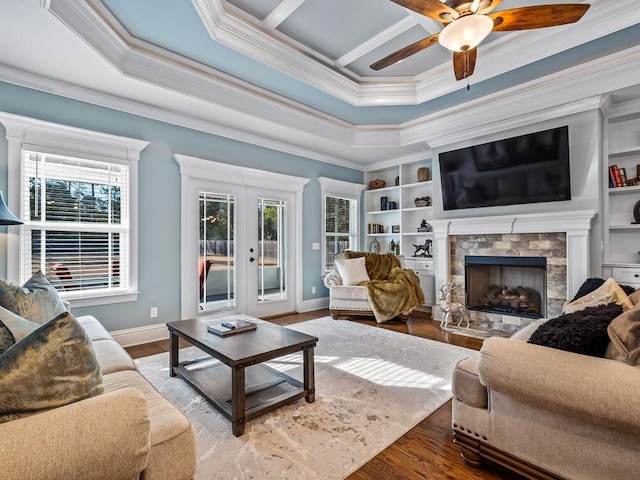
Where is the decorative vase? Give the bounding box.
[417,167,430,182]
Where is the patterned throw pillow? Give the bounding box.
[0,306,39,354]
[563,278,633,314]
[0,271,67,324]
[0,311,104,423]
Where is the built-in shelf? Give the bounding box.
[609,185,640,194]
[403,206,433,212]
[609,224,640,231]
[367,209,400,215]
[364,159,435,306]
[604,109,640,272]
[402,180,433,189]
[609,146,640,158]
[364,186,398,194]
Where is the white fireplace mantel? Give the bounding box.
[430,210,598,305]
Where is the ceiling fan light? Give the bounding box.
[438,14,493,52]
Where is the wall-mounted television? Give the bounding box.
[439,126,571,211]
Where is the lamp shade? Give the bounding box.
[0,191,22,225]
[438,14,494,52]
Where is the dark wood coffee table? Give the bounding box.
[166,318,317,436]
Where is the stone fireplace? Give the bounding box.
[430,211,597,333]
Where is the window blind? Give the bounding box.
[324,195,357,271]
[22,150,129,295]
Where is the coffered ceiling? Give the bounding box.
[0,0,639,168]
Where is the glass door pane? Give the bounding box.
[199,192,235,311]
[257,197,286,303]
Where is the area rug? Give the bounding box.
[135,317,474,480]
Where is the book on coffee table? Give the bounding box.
[207,319,257,337]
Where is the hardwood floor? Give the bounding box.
[125,309,523,480]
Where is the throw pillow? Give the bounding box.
[344,251,400,280]
[563,277,633,314]
[629,289,640,306]
[528,303,623,357]
[0,306,39,354]
[571,277,636,302]
[0,311,103,423]
[335,257,370,286]
[606,303,640,365]
[0,271,67,324]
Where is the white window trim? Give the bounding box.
[0,112,149,308]
[318,177,365,275]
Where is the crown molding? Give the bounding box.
[189,0,640,106]
[1,0,637,171]
[402,42,640,148]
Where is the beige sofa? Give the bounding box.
[451,318,640,480]
[0,315,197,480]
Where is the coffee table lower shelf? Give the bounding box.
[172,358,311,436]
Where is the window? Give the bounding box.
[0,112,149,307]
[23,151,126,295]
[318,177,365,273]
[324,196,356,270]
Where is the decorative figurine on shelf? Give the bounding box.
[370,238,380,253]
[414,196,432,207]
[633,200,640,224]
[412,239,432,257]
[437,282,470,330]
[389,239,396,253]
[417,220,432,232]
[417,167,431,182]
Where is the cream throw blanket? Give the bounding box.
[344,251,425,323]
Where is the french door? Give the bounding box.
[197,183,295,318]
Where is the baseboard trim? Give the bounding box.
[112,299,330,347]
[298,297,329,313]
[111,323,169,348]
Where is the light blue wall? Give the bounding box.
[0,81,362,331]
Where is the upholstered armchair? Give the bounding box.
[324,251,424,323]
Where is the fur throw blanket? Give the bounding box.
[363,267,425,323]
[343,251,400,280]
[343,251,424,323]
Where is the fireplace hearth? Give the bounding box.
[465,256,546,319]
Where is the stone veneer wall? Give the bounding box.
[449,233,567,333]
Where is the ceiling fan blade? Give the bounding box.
[479,0,503,15]
[489,4,590,31]
[370,33,439,71]
[453,48,477,81]
[391,0,458,23]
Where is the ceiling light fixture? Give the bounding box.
[438,14,493,52]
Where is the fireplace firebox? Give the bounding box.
[465,256,546,319]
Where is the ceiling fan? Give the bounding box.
[371,0,590,85]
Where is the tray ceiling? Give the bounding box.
[0,0,639,168]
